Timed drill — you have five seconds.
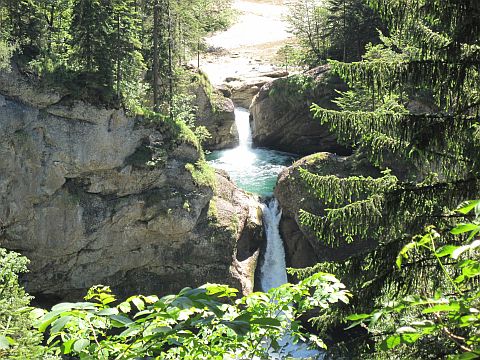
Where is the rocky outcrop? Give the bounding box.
[192,71,238,150]
[224,70,289,108]
[274,152,380,268]
[250,65,351,156]
[0,71,264,301]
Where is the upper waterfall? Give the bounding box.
[207,107,296,196]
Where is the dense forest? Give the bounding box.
[0,0,232,111]
[0,0,479,359]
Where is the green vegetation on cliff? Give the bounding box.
[0,249,45,359]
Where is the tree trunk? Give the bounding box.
[167,0,173,120]
[153,0,160,112]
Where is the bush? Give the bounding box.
[0,249,45,359]
[38,274,350,359]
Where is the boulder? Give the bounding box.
[228,79,267,108]
[0,74,264,302]
[274,152,380,268]
[250,65,351,156]
[225,71,288,108]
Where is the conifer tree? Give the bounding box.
[326,0,384,62]
[296,0,480,335]
[70,0,114,90]
[36,0,73,67]
[1,0,45,60]
[111,0,143,103]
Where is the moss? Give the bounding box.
[193,70,223,114]
[143,110,203,156]
[303,152,331,165]
[207,199,218,221]
[229,213,240,234]
[185,160,216,189]
[176,119,202,153]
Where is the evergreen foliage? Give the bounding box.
[295,0,480,356]
[345,201,480,359]
[285,0,385,66]
[0,0,233,111]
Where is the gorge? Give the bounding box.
[2,0,478,359]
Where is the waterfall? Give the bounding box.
[259,198,288,291]
[259,198,323,360]
[208,106,321,359]
[235,107,253,148]
[207,107,295,196]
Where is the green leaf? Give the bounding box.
[396,241,416,268]
[380,334,402,350]
[37,310,63,332]
[118,301,131,313]
[131,297,145,311]
[110,314,134,326]
[73,338,90,353]
[221,320,251,336]
[457,200,480,215]
[423,303,460,314]
[451,352,480,360]
[435,245,458,257]
[250,317,281,327]
[119,326,140,338]
[0,335,12,349]
[462,262,480,278]
[51,316,73,333]
[401,332,421,344]
[61,339,75,354]
[346,313,371,321]
[451,223,479,235]
[97,307,119,316]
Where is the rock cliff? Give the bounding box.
[274,152,379,268]
[250,66,351,156]
[0,70,263,302]
[191,71,238,150]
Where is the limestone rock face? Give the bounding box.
[224,71,289,108]
[0,74,264,301]
[192,74,238,151]
[274,152,379,268]
[250,65,351,156]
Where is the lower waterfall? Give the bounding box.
[259,198,323,360]
[259,198,288,291]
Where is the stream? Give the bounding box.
[207,107,295,197]
[207,107,322,360]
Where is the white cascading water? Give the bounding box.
[259,198,322,360]
[207,107,295,197]
[259,198,288,291]
[208,107,322,359]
